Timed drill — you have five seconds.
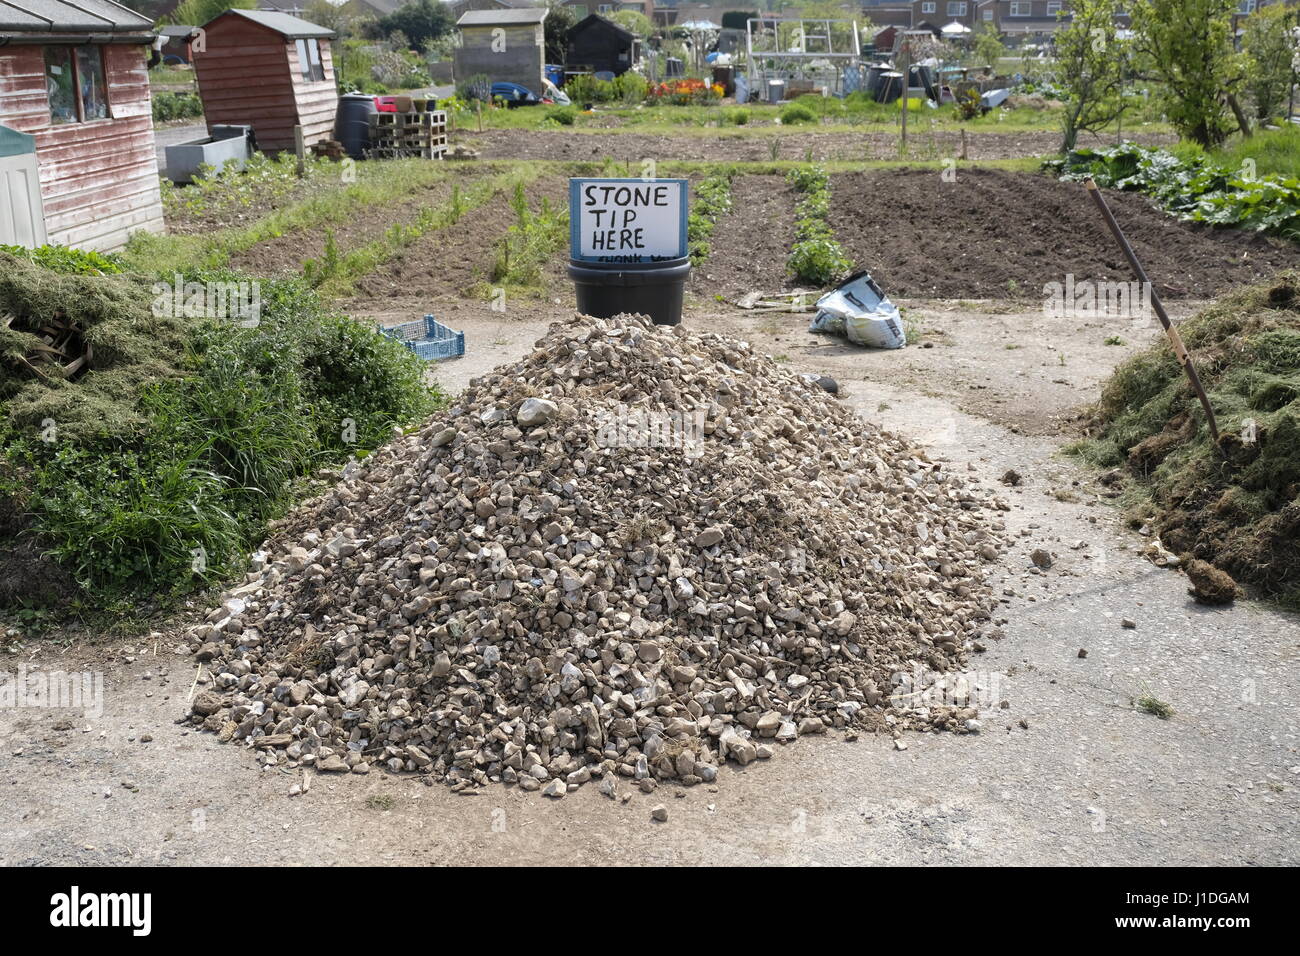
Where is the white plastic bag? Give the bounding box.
[809,271,906,350]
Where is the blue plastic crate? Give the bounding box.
[379,314,465,361]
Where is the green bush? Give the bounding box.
[779,103,817,125]
[564,73,613,104]
[724,107,750,125]
[788,238,851,286]
[151,91,203,122]
[457,73,491,101]
[611,72,648,105]
[547,105,578,126]
[0,267,443,599]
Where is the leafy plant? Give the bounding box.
[151,91,203,122]
[1047,141,1300,240]
[784,165,851,285]
[547,105,578,126]
[0,244,123,275]
[687,169,735,264]
[779,103,817,125]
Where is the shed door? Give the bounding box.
[0,125,47,249]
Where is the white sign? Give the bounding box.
[569,178,688,263]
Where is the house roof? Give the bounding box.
[0,0,153,35]
[568,13,634,42]
[206,8,337,39]
[457,8,547,26]
[344,0,403,15]
[160,24,200,38]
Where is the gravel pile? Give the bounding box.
[185,313,1006,793]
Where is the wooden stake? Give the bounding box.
[294,125,305,177]
[1084,178,1224,453]
[899,42,909,153]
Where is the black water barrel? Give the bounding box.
[567,257,691,326]
[335,93,377,160]
[865,65,885,96]
[876,71,902,103]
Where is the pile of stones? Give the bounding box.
[184,313,1005,794]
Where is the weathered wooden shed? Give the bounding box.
[566,14,635,77]
[0,0,164,251]
[454,8,547,95]
[192,9,338,152]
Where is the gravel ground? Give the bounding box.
[2,300,1296,866]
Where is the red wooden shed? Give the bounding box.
[0,0,164,251]
[192,10,339,153]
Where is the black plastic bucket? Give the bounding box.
[567,256,691,326]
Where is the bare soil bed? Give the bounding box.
[694,174,801,300]
[462,128,1174,163]
[352,175,571,302]
[826,168,1298,299]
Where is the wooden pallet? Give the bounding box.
[366,110,447,159]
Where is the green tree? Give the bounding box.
[545,1,576,64]
[375,0,452,51]
[1056,0,1129,152]
[302,0,352,35]
[970,22,1005,70]
[166,0,254,27]
[1242,4,1300,122]
[1131,0,1244,147]
[611,10,653,38]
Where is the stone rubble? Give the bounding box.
[184,313,1006,792]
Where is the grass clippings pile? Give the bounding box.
[0,251,442,608]
[0,249,190,439]
[1074,270,1300,607]
[185,313,1007,794]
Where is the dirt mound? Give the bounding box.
[1074,271,1300,607]
[828,168,1297,299]
[183,313,1007,793]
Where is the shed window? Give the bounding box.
[45,45,109,124]
[296,38,326,82]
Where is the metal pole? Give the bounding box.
[1084,178,1224,452]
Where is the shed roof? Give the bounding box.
[0,0,152,34]
[568,14,633,42]
[205,8,337,39]
[457,9,548,26]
